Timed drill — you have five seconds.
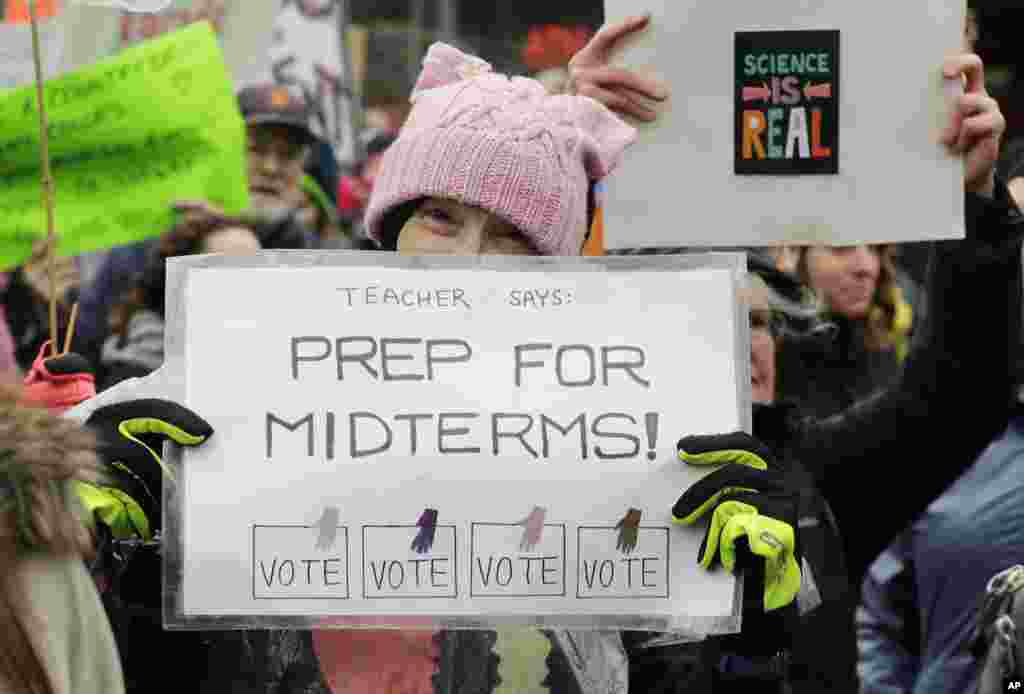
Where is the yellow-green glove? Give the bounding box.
[82,399,213,539]
[673,432,802,612]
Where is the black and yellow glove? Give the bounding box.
[81,399,213,538]
[673,432,801,612]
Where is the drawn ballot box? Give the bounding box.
[252,525,350,599]
[470,523,567,598]
[361,525,458,599]
[576,526,670,599]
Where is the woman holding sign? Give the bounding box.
[77,17,1023,694]
[78,16,656,694]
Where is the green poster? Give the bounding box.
[0,20,249,270]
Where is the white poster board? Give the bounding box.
[137,252,748,632]
[603,0,963,248]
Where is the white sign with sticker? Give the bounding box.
[603,0,964,248]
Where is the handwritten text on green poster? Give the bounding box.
[0,21,249,269]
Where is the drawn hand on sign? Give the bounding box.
[568,14,669,123]
[314,506,340,550]
[615,508,642,554]
[940,54,1005,198]
[410,507,438,554]
[517,506,547,551]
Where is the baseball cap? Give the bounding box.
[236,84,318,145]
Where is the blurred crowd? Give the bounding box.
[2,6,1024,694]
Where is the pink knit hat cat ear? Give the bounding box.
[572,96,638,180]
[412,43,494,98]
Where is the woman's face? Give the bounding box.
[201,227,262,255]
[804,245,881,320]
[397,198,539,256]
[750,308,777,404]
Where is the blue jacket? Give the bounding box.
[858,415,1024,694]
[857,533,920,694]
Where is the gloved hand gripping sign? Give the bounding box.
[78,399,213,595]
[672,432,802,612]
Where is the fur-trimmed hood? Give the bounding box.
[0,395,100,556]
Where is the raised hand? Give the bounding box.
[940,54,1005,198]
[674,433,801,611]
[171,199,232,225]
[568,14,669,122]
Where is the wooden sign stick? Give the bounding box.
[27,0,60,357]
[62,302,79,356]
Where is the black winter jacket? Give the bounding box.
[767,183,1023,586]
[776,314,904,420]
[625,183,1024,694]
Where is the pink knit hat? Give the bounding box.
[365,43,637,256]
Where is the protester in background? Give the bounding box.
[857,403,1024,694]
[223,83,322,249]
[0,240,82,372]
[98,217,259,391]
[75,84,321,368]
[588,40,1019,694]
[744,258,855,694]
[604,250,854,692]
[854,12,1024,689]
[0,384,125,694]
[337,128,397,247]
[775,244,914,418]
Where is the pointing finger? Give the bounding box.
[573,14,651,65]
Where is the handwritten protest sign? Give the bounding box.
[0,21,248,270]
[602,0,963,248]
[129,252,749,631]
[263,0,358,164]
